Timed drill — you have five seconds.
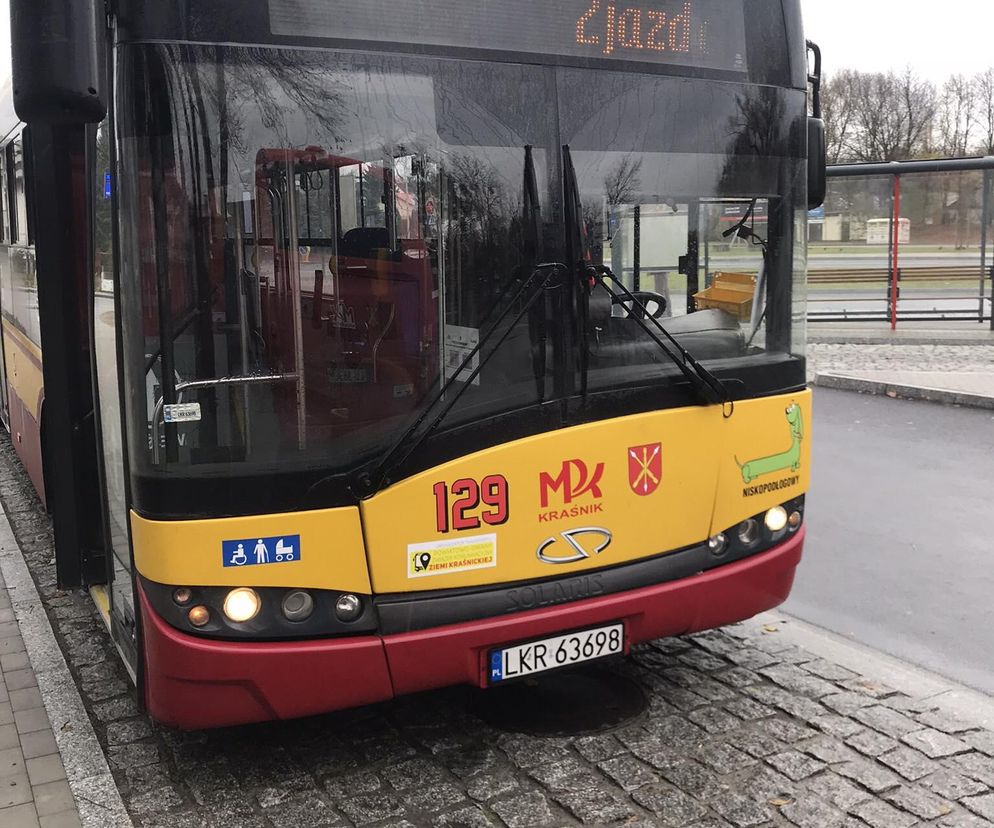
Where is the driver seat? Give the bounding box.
[588,280,745,362]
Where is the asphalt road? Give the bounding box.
[785,387,994,693]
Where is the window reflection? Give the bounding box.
[119,46,558,472]
[116,45,806,479]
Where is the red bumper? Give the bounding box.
[140,529,804,729]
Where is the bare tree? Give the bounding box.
[976,68,994,155]
[603,155,643,206]
[822,70,859,162]
[936,74,977,156]
[826,68,936,162]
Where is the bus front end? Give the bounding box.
[106,0,815,728]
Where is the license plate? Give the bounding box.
[488,623,624,684]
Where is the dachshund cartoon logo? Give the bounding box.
[737,404,803,484]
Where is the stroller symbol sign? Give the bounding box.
[222,535,302,568]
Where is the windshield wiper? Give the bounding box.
[562,144,589,396]
[363,262,566,496]
[358,146,560,496]
[588,265,733,410]
[559,146,732,410]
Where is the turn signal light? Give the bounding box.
[188,606,210,627]
[788,511,803,531]
[223,588,261,623]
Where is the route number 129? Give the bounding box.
[433,476,509,533]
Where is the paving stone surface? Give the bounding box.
[807,343,994,381]
[0,515,80,827]
[5,424,994,826]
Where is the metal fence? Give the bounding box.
[809,157,994,328]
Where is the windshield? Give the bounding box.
[116,43,807,513]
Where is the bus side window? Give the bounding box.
[338,165,361,234]
[295,168,335,243]
[0,145,5,244]
[12,138,28,247]
[5,144,17,245]
[21,130,34,247]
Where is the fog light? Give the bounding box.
[223,588,261,623]
[765,506,788,533]
[188,605,210,627]
[708,533,729,557]
[335,593,362,622]
[737,519,760,547]
[788,511,803,531]
[173,587,193,606]
[282,590,314,622]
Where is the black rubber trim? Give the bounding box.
[375,542,714,635]
[376,498,805,635]
[140,577,379,640]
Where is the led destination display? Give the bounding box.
[269,0,748,72]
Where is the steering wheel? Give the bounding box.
[612,291,668,320]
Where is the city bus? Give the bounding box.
[6,0,823,728]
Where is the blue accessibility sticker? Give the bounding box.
[222,535,301,568]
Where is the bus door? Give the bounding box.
[91,121,140,674]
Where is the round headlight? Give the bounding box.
[223,588,261,623]
[708,533,729,557]
[282,590,314,622]
[765,506,789,533]
[335,593,363,622]
[737,519,760,546]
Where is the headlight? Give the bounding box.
[708,533,729,557]
[737,519,760,546]
[335,593,363,622]
[223,588,261,623]
[282,590,314,622]
[764,506,788,533]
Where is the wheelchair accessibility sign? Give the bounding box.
[222,535,301,567]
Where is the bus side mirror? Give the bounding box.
[10,0,107,124]
[807,116,827,210]
[805,40,826,211]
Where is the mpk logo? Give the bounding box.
[539,459,605,508]
[628,444,662,496]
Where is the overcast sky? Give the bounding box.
[802,0,991,81]
[0,0,990,86]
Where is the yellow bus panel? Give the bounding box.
[361,391,810,594]
[3,325,44,419]
[131,506,372,593]
[711,390,812,533]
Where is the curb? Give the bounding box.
[0,511,133,828]
[808,334,994,346]
[813,372,994,410]
[758,610,994,730]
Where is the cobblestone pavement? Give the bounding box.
[807,343,994,381]
[6,440,994,827]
